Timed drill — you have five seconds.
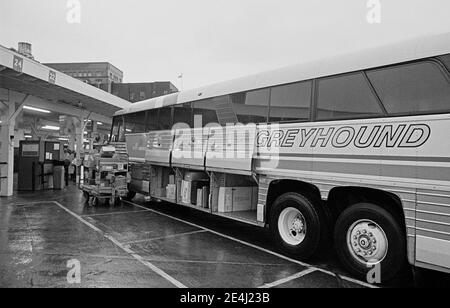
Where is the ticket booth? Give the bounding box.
[18,140,63,191]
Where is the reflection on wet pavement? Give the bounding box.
[0,184,375,288]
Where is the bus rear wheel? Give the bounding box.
[334,203,406,283]
[269,192,327,260]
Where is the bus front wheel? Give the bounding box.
[269,192,327,260]
[334,203,406,283]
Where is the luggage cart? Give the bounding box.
[80,146,129,206]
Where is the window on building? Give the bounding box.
[316,72,384,120]
[173,103,193,127]
[139,91,146,100]
[232,88,269,124]
[269,81,312,123]
[367,61,450,115]
[193,99,219,126]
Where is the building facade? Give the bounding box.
[112,82,178,103]
[44,62,124,93]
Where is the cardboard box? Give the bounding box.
[150,166,163,196]
[176,177,183,203]
[169,174,175,185]
[218,187,258,213]
[181,180,192,204]
[196,189,203,207]
[166,184,176,200]
[202,186,210,209]
[142,180,150,193]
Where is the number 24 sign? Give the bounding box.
[13,55,23,72]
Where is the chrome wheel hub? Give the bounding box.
[347,220,388,264]
[278,207,307,246]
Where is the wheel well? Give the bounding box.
[327,187,406,228]
[266,179,323,221]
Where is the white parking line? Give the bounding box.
[122,230,207,245]
[6,201,55,208]
[258,268,317,288]
[81,209,150,218]
[51,201,187,289]
[123,200,377,289]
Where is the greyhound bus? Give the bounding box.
[110,33,450,282]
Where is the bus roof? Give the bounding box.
[115,32,450,116]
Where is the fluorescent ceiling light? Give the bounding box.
[24,106,51,114]
[97,122,103,125]
[41,125,60,131]
[58,138,69,141]
[24,135,32,138]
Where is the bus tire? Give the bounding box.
[334,203,406,283]
[269,192,326,260]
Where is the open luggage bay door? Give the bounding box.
[205,124,257,176]
[172,127,209,170]
[144,130,174,166]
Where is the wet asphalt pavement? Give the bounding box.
[0,183,449,288]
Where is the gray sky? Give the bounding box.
[1,0,450,90]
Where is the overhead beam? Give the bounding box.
[2,90,112,125]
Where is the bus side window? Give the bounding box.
[232,89,269,124]
[367,61,450,115]
[269,81,312,123]
[173,103,193,128]
[213,95,238,126]
[316,72,384,121]
[118,118,125,142]
[158,107,173,130]
[193,99,219,127]
[110,116,120,142]
[146,110,159,131]
[124,111,147,134]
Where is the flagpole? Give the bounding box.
[178,73,184,91]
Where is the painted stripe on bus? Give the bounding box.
[257,153,450,163]
[255,158,450,182]
[254,167,450,190]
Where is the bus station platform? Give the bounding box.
[0,44,130,197]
